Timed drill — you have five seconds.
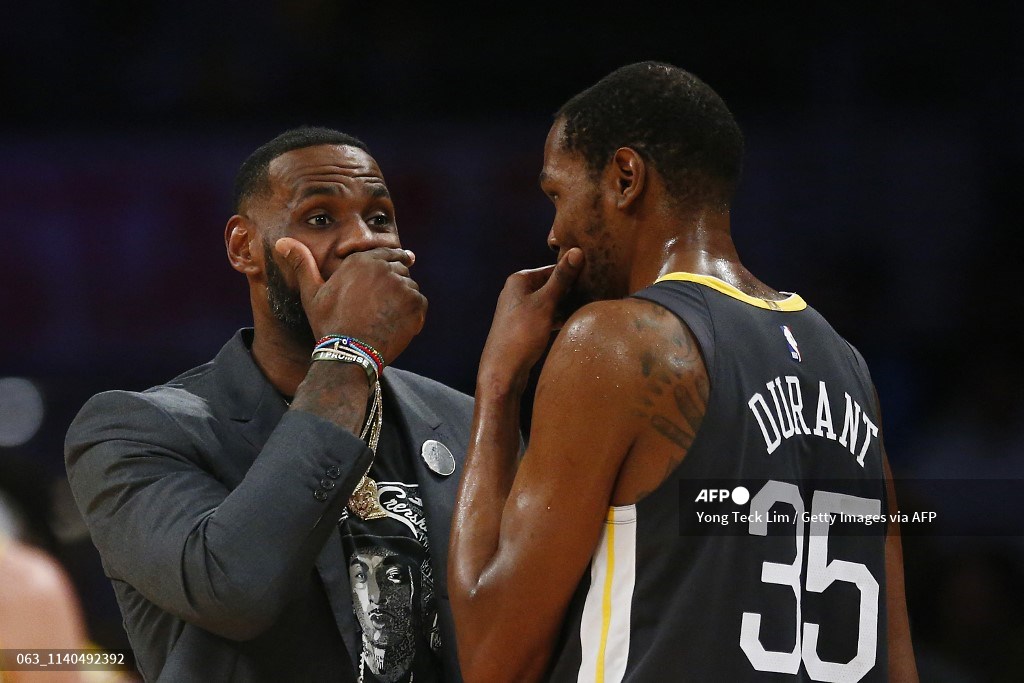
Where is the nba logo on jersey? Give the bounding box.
[780,325,801,362]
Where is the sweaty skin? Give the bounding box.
[448,121,917,683]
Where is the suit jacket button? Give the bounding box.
[313,488,328,502]
[326,466,342,479]
[320,478,335,490]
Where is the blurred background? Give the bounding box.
[1,2,1022,680]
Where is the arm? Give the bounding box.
[864,379,918,682]
[66,242,426,641]
[883,452,919,682]
[449,254,707,682]
[65,389,372,641]
[452,319,637,681]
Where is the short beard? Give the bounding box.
[557,214,618,320]
[263,242,315,344]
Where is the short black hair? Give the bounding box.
[555,61,744,210]
[233,126,368,212]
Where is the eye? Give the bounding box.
[385,567,403,584]
[306,214,332,227]
[368,213,393,228]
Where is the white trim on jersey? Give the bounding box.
[577,505,638,683]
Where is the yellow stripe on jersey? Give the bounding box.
[579,506,637,683]
[596,515,615,683]
[655,272,807,311]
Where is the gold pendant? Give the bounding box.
[348,475,387,520]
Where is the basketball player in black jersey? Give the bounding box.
[449,62,918,682]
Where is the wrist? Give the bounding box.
[476,368,529,402]
[291,361,371,433]
[301,360,371,394]
[314,334,385,380]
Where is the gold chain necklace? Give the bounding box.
[347,378,387,520]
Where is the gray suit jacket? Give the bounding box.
[65,330,472,682]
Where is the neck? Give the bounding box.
[626,207,780,299]
[249,304,312,399]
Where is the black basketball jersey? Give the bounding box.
[546,273,889,683]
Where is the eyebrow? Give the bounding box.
[298,185,339,200]
[297,183,391,201]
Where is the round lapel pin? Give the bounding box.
[421,439,456,476]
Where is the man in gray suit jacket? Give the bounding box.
[65,127,473,682]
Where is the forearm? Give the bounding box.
[450,375,544,681]
[185,412,372,635]
[450,375,523,595]
[449,252,585,680]
[450,250,582,588]
[289,360,371,434]
[191,361,374,630]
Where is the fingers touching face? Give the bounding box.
[540,122,621,305]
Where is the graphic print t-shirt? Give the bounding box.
[339,399,441,683]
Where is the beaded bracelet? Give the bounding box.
[310,346,378,385]
[314,335,385,377]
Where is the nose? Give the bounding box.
[546,228,559,253]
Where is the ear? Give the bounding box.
[225,215,261,275]
[607,147,646,210]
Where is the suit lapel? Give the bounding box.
[208,330,289,486]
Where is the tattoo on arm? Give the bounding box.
[633,308,709,455]
[641,351,655,378]
[651,415,692,449]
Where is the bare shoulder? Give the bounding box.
[542,297,710,503]
[548,297,704,377]
[541,296,709,441]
